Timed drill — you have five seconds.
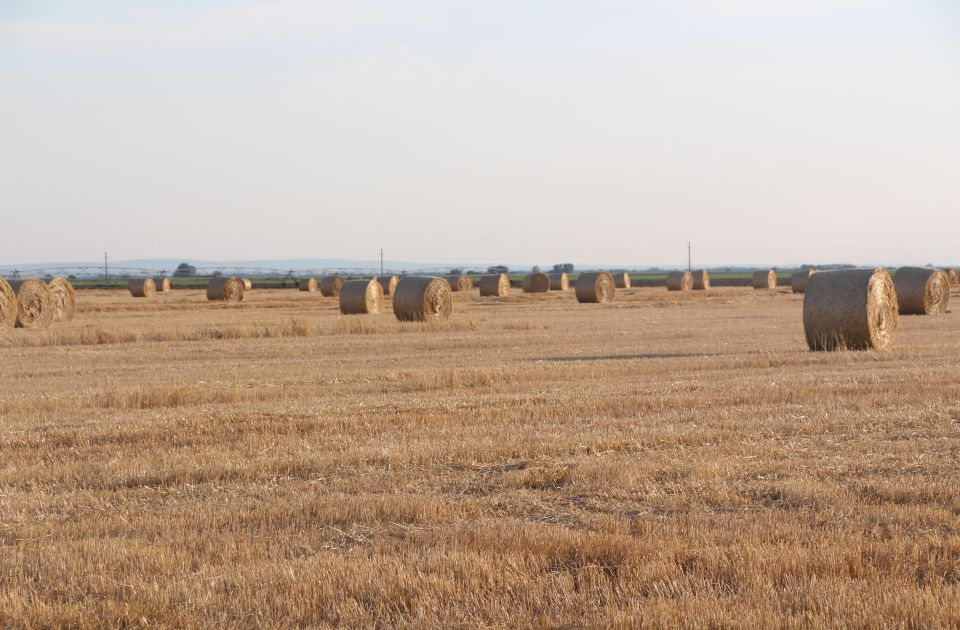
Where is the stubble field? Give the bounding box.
[1,285,958,628]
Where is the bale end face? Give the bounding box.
[11,278,54,329]
[393,276,453,322]
[48,277,78,323]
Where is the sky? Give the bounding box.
[1,0,958,269]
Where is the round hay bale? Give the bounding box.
[666,271,693,291]
[752,270,777,290]
[548,273,569,291]
[129,278,155,298]
[10,278,53,329]
[298,277,318,292]
[393,276,453,322]
[0,278,17,335]
[339,279,384,315]
[207,276,244,302]
[48,277,77,323]
[791,270,817,294]
[692,269,710,291]
[576,272,616,303]
[479,273,510,297]
[154,277,171,293]
[803,268,898,351]
[521,272,550,293]
[946,268,959,286]
[378,275,400,296]
[613,272,631,289]
[893,267,950,315]
[242,278,253,290]
[445,275,473,292]
[320,275,346,297]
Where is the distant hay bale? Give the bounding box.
[692,269,710,290]
[242,278,253,290]
[791,270,817,294]
[945,268,958,287]
[479,273,510,297]
[206,276,244,302]
[393,276,453,322]
[803,268,898,351]
[576,272,616,303]
[339,279,384,315]
[613,272,631,289]
[521,272,550,293]
[378,275,400,296]
[320,275,346,297]
[893,267,950,315]
[445,275,473,292]
[0,278,17,334]
[298,277,318,292]
[10,278,53,329]
[154,277,171,293]
[666,271,693,291]
[548,272,569,291]
[752,270,777,290]
[129,278,156,298]
[47,277,77,323]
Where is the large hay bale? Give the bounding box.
[207,276,244,302]
[10,278,53,329]
[48,277,77,323]
[803,268,898,351]
[576,272,616,303]
[378,275,400,296]
[129,278,155,298]
[393,276,452,322]
[522,272,550,293]
[154,277,171,293]
[893,267,950,315]
[479,273,510,297]
[791,269,817,294]
[666,271,693,291]
[445,275,473,292]
[691,269,710,290]
[320,275,346,297]
[339,279,384,315]
[0,278,17,335]
[613,272,631,289]
[752,270,777,290]
[242,278,253,290]
[548,272,569,291]
[298,277,318,292]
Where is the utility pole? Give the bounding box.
[104,252,108,283]
[687,242,691,272]
[380,248,384,277]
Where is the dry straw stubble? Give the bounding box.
[0,278,16,334]
[548,272,569,291]
[11,278,54,329]
[576,272,615,303]
[47,277,77,323]
[666,271,693,291]
[320,275,346,297]
[479,273,510,297]
[803,267,898,351]
[893,267,950,315]
[298,277,318,292]
[522,272,550,293]
[752,270,777,290]
[692,269,710,290]
[129,278,156,298]
[207,277,245,302]
[393,276,453,322]
[339,279,384,315]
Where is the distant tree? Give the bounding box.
[532,265,541,273]
[173,262,197,277]
[562,263,574,273]
[67,274,77,280]
[487,265,508,274]
[449,268,463,275]
[211,270,223,277]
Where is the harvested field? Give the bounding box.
[1,286,959,627]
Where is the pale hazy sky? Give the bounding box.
[1,0,958,268]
